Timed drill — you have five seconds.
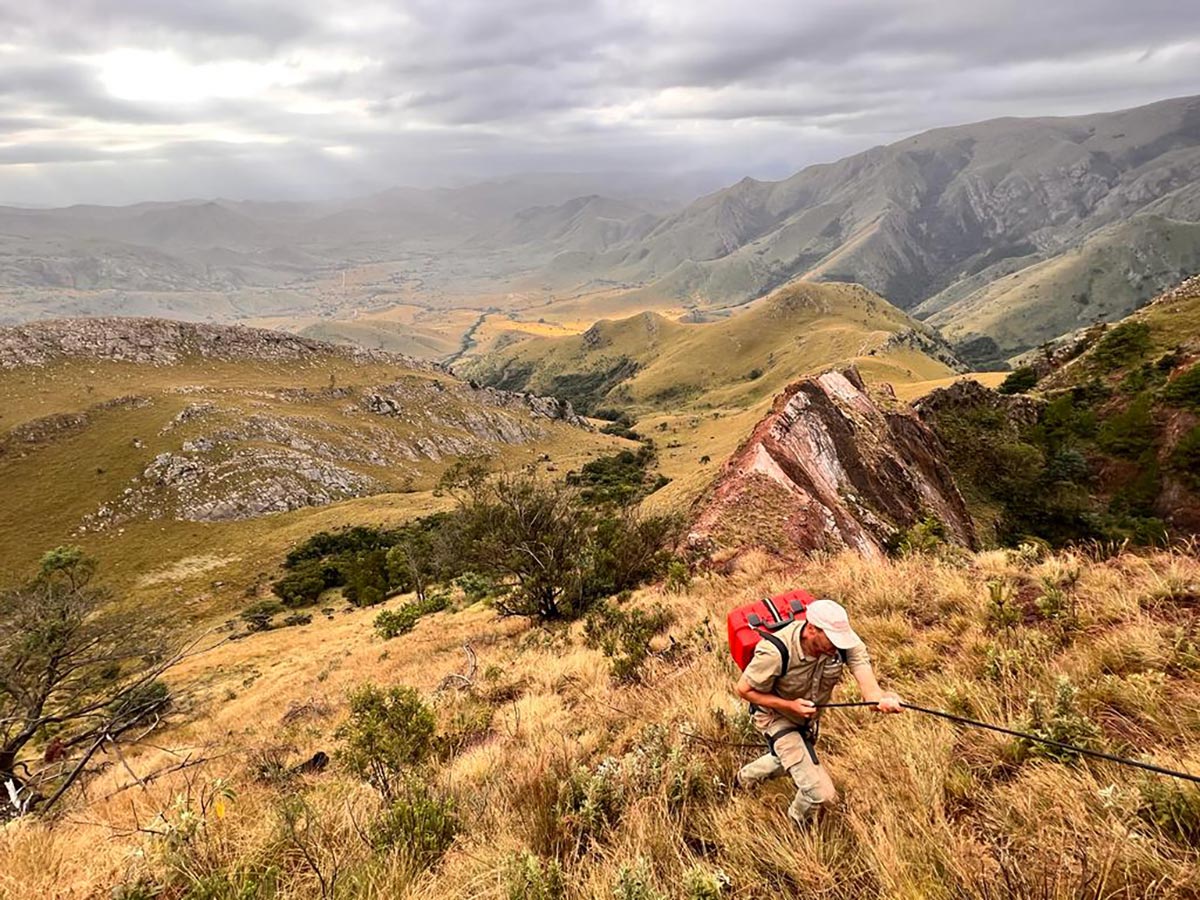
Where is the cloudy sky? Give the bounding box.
[2,0,1199,206]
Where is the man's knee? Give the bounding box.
[787,763,837,813]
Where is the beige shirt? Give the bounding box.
[743,619,872,725]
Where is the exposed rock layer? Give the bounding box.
[693,367,975,557]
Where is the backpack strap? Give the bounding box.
[753,628,790,680]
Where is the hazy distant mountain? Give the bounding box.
[546,95,1200,361]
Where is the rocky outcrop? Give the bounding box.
[692,367,975,557]
[0,317,438,370]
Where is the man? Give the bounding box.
[735,597,902,827]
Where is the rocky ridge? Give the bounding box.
[692,367,975,557]
[0,316,438,370]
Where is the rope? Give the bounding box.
[813,701,1200,785]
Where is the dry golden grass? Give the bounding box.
[4,545,1199,899]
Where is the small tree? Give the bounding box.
[0,547,179,816]
[448,473,592,620]
[335,684,434,801]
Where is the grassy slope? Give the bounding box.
[461,282,958,416]
[5,545,1198,898]
[922,216,1200,359]
[0,354,621,619]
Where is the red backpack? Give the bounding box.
[727,588,815,671]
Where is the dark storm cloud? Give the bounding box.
[0,0,1198,205]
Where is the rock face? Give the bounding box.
[693,367,975,558]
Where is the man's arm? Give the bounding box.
[735,672,818,719]
[850,662,903,713]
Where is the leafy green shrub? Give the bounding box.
[1137,778,1200,844]
[336,684,434,800]
[1170,425,1200,489]
[583,599,674,683]
[567,444,665,506]
[664,559,692,594]
[612,858,664,900]
[983,580,1020,630]
[272,559,340,608]
[1097,394,1155,458]
[886,516,949,556]
[240,600,284,632]
[374,606,421,639]
[684,866,732,899]
[1162,363,1200,410]
[370,782,459,869]
[1091,321,1151,371]
[503,852,566,900]
[454,571,495,602]
[1021,678,1100,762]
[998,366,1038,395]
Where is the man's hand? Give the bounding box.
[873,692,903,714]
[784,697,818,719]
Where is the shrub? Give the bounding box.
[281,612,312,627]
[503,852,566,900]
[983,580,1020,630]
[664,559,692,594]
[1162,363,1200,410]
[454,571,495,602]
[1021,677,1099,762]
[683,866,732,899]
[887,516,949,556]
[998,366,1038,395]
[1137,778,1200,845]
[1097,394,1155,458]
[240,600,285,632]
[567,445,664,506]
[370,782,459,869]
[434,693,493,758]
[336,684,434,800]
[612,858,664,900]
[1170,425,1200,489]
[1091,321,1151,371]
[374,606,421,640]
[584,600,674,683]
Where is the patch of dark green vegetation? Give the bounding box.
[927,380,1168,547]
[268,460,679,624]
[1090,321,1152,371]
[998,366,1038,395]
[1164,362,1200,410]
[543,357,640,415]
[954,335,1010,371]
[566,444,670,506]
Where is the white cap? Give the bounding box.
[805,598,862,650]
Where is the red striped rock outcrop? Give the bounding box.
[693,367,975,558]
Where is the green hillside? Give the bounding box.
[460,281,963,416]
[920,216,1200,364]
[0,320,620,618]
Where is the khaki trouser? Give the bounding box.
[737,710,837,826]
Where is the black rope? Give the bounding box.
[814,700,1200,785]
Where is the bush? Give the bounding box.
[281,612,312,627]
[1097,394,1155,458]
[998,366,1038,395]
[240,600,285,632]
[567,445,666,506]
[683,866,732,899]
[370,782,459,870]
[336,684,434,800]
[1021,677,1099,762]
[1137,778,1200,845]
[374,606,421,639]
[1163,363,1200,410]
[584,600,674,683]
[886,516,949,556]
[504,852,566,900]
[1091,321,1151,371]
[612,858,663,900]
[1170,425,1200,489]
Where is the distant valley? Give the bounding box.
[3,95,1200,371]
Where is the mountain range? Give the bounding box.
[3,95,1200,366]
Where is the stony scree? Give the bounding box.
[692,366,976,558]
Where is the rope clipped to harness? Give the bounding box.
[816,701,1200,785]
